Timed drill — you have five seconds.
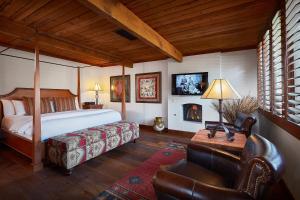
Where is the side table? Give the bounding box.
[191,129,247,153]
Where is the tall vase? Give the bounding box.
[153,117,165,132]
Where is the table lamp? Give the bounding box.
[202,79,241,141]
[94,83,103,105]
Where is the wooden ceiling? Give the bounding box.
[0,0,279,67]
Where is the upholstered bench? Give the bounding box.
[46,121,139,174]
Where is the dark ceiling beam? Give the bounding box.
[78,0,183,62]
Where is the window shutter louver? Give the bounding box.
[258,42,265,109]
[272,11,284,116]
[263,31,271,111]
[286,0,300,124]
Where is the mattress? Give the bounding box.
[1,109,122,141]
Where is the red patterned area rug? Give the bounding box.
[95,143,186,200]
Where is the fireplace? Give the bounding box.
[183,103,202,122]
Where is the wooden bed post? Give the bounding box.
[121,65,126,120]
[121,63,133,120]
[32,45,43,172]
[77,67,81,108]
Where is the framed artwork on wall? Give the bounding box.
[110,75,130,102]
[135,72,161,103]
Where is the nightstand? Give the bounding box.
[82,104,103,109]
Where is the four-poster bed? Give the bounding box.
[0,46,132,172]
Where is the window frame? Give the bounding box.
[258,0,300,140]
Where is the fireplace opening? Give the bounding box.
[183,103,202,122]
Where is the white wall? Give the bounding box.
[259,114,300,200]
[0,46,82,95]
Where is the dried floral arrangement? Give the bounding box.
[212,95,258,124]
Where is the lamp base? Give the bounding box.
[207,123,235,142]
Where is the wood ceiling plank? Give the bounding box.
[53,12,101,36]
[38,2,88,32]
[152,1,269,36]
[78,0,183,62]
[122,0,177,16]
[22,0,72,26]
[12,0,50,22]
[166,24,264,44]
[0,0,31,18]
[174,29,258,53]
[0,16,124,65]
[122,0,208,20]
[138,0,259,28]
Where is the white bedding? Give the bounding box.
[1,109,122,141]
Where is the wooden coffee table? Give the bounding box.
[191,129,247,152]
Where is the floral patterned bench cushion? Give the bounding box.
[47,121,139,169]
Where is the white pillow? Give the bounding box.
[75,97,80,110]
[1,99,15,116]
[12,100,26,116]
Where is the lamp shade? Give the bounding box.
[202,79,241,99]
[94,83,102,91]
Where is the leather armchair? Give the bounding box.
[205,112,257,137]
[153,134,284,200]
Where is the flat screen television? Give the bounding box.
[172,72,208,95]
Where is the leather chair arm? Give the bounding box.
[153,167,253,200]
[153,167,195,200]
[193,181,253,200]
[187,143,241,181]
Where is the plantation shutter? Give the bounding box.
[272,11,284,116]
[286,0,300,125]
[263,30,271,111]
[258,43,265,109]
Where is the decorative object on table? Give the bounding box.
[153,117,165,132]
[205,112,257,138]
[110,75,130,102]
[202,78,241,141]
[135,72,161,103]
[94,83,103,105]
[211,95,258,124]
[201,53,241,141]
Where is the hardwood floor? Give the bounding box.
[0,128,191,200]
[0,128,293,200]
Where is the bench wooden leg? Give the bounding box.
[64,168,73,176]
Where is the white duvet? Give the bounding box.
[1,109,122,141]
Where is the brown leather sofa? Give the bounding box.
[153,134,284,200]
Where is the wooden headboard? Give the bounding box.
[0,88,77,122]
